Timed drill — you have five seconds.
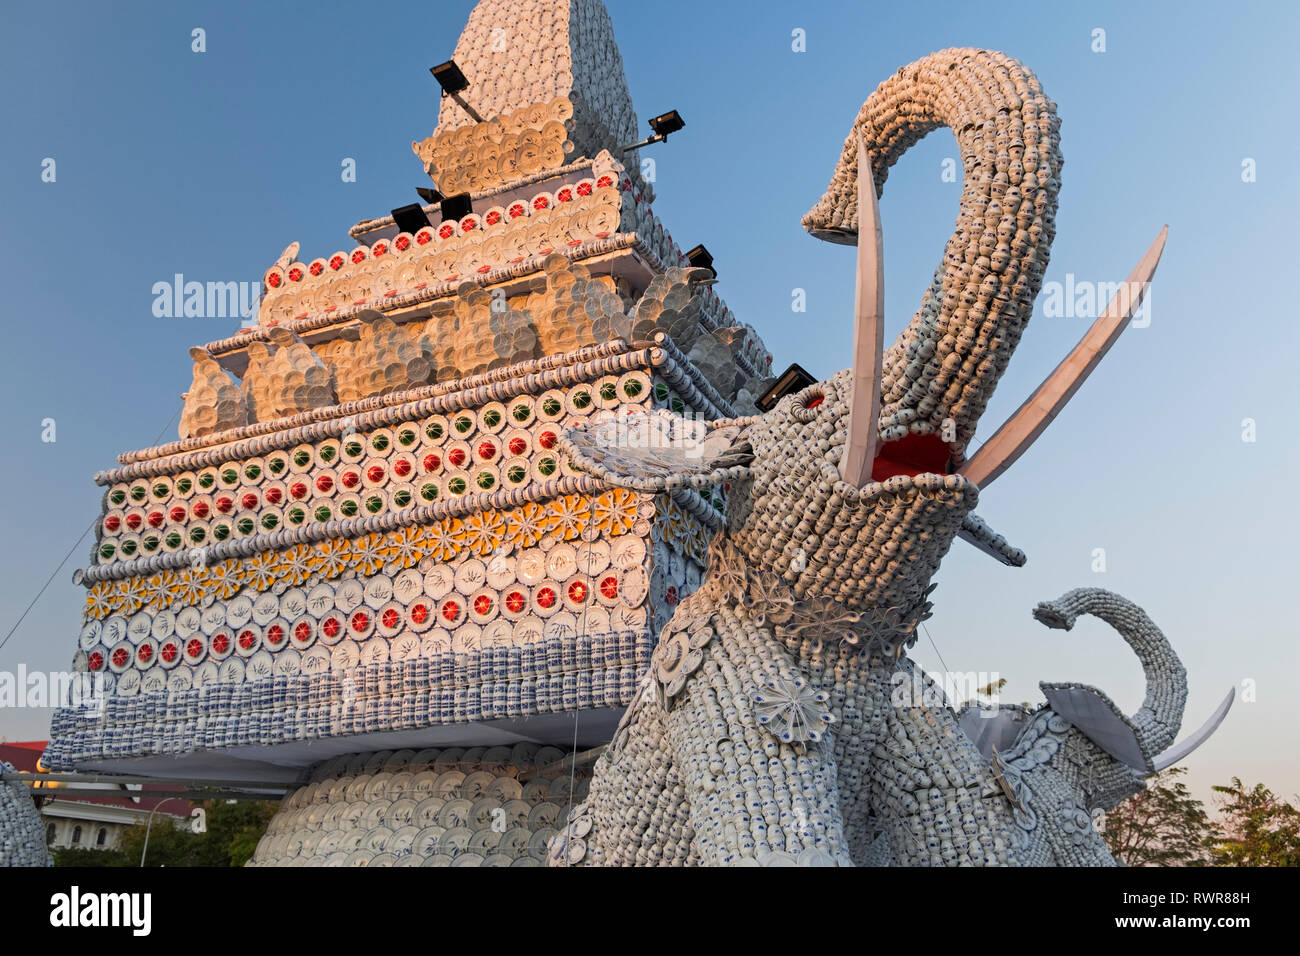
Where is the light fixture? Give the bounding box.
[439,193,472,223]
[648,110,685,139]
[415,187,444,206]
[620,109,685,152]
[430,60,484,123]
[685,244,715,278]
[757,363,817,412]
[430,59,469,94]
[391,203,432,234]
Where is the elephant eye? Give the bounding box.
[790,384,826,423]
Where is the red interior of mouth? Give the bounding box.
[870,433,952,482]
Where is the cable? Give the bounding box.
[920,621,951,675]
[0,520,98,658]
[0,402,183,660]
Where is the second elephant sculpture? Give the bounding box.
[879,587,1230,866]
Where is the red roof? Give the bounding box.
[1,741,191,815]
[0,741,46,770]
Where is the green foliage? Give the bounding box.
[1210,777,1300,867]
[52,799,279,868]
[52,846,131,867]
[1102,767,1214,866]
[1104,768,1300,867]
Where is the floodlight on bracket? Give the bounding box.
[431,60,484,123]
[620,110,685,153]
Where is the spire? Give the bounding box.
[416,0,640,194]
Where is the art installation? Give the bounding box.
[27,0,1228,867]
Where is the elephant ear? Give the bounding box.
[1039,682,1151,772]
[559,409,753,492]
[957,707,1030,760]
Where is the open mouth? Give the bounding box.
[869,433,952,482]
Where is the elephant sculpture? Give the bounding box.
[908,587,1229,866]
[543,48,1226,867]
[0,762,51,867]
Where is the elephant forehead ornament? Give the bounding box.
[547,48,1229,866]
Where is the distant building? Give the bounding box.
[0,741,191,852]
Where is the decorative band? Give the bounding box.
[45,630,655,770]
[81,475,614,586]
[101,343,729,483]
[347,156,606,239]
[99,349,653,484]
[115,340,629,467]
[81,487,648,616]
[200,233,651,357]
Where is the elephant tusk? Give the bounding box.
[958,226,1168,489]
[839,138,885,487]
[1150,688,1235,773]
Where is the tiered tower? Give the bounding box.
[45,0,774,866]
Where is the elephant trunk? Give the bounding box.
[803,48,1062,467]
[1034,588,1186,765]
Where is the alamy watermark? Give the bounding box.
[0,666,104,716]
[151,273,261,320]
[50,887,151,936]
[891,669,1004,712]
[1040,276,1152,328]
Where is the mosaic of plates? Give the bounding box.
[78,543,655,685]
[416,98,595,196]
[44,625,654,768]
[85,485,650,610]
[179,349,246,440]
[100,375,655,567]
[0,760,52,867]
[254,152,765,394]
[49,0,770,786]
[242,328,337,422]
[427,0,639,181]
[248,745,593,866]
[259,174,626,330]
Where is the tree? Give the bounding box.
[1102,766,1215,866]
[51,845,131,867]
[52,799,279,868]
[1210,777,1300,867]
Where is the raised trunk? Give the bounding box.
[1034,588,1187,763]
[804,48,1063,466]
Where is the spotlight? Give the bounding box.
[620,109,685,153]
[430,59,484,123]
[685,244,715,278]
[648,110,685,140]
[439,192,473,223]
[430,60,469,95]
[391,203,432,234]
[756,363,817,412]
[415,187,444,206]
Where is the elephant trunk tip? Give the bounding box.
[1033,601,1075,631]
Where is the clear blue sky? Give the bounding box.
[1,0,1297,810]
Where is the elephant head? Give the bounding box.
[1024,588,1231,796]
[564,49,1073,624]
[565,48,1167,634]
[956,588,1232,863]
[1034,588,1185,777]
